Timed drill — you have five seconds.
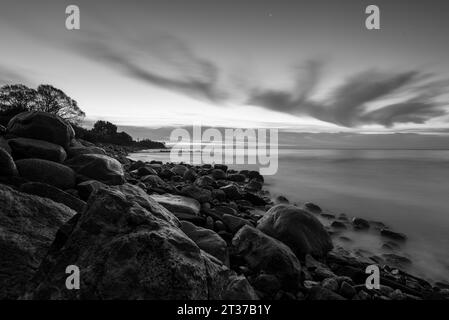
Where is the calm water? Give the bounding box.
[129,148,449,283]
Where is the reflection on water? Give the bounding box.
[129,149,449,283]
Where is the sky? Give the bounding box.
[1,0,449,134]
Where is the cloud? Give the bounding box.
[0,65,29,85]
[77,34,227,103]
[248,64,449,128]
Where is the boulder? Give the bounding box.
[65,154,125,185]
[352,217,370,230]
[9,138,67,162]
[257,204,333,259]
[0,137,11,153]
[195,175,216,188]
[7,111,74,149]
[222,275,259,300]
[232,225,302,289]
[0,184,75,299]
[220,184,242,200]
[76,180,107,201]
[171,164,188,176]
[181,184,212,203]
[67,146,106,158]
[0,147,18,176]
[246,179,263,192]
[222,214,251,234]
[20,182,86,213]
[15,158,76,189]
[211,169,226,180]
[150,193,201,216]
[180,221,229,265]
[380,229,407,241]
[24,184,245,299]
[228,174,246,182]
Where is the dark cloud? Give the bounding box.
[248,64,449,128]
[77,34,226,103]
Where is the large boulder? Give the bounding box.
[24,184,251,299]
[232,225,302,289]
[9,138,67,162]
[20,182,86,213]
[65,154,125,185]
[150,194,200,216]
[7,111,75,149]
[15,158,76,189]
[0,184,75,299]
[0,147,18,176]
[180,221,229,265]
[181,184,212,203]
[257,204,333,259]
[67,146,106,158]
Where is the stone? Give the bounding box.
[274,195,289,204]
[213,164,228,172]
[65,154,125,185]
[183,169,197,182]
[352,217,370,230]
[7,111,75,149]
[0,147,18,176]
[222,275,259,300]
[321,278,339,292]
[181,184,212,203]
[195,175,216,188]
[243,192,267,205]
[171,164,188,176]
[180,221,229,265]
[9,138,67,162]
[20,182,86,213]
[257,204,333,259]
[212,189,226,201]
[304,202,322,213]
[331,221,347,229]
[220,184,242,200]
[76,180,107,201]
[307,286,346,300]
[15,158,76,189]
[23,184,243,300]
[232,225,302,290]
[0,184,75,299]
[222,214,251,234]
[136,166,158,177]
[67,146,106,158]
[380,229,407,241]
[246,179,263,192]
[211,169,226,180]
[339,281,356,298]
[150,193,201,216]
[228,174,246,182]
[252,274,281,296]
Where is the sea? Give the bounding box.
[129,147,449,284]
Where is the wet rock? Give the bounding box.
[20,182,86,213]
[222,275,259,300]
[304,202,322,213]
[274,195,289,204]
[180,221,229,265]
[257,204,333,259]
[228,174,246,182]
[0,184,75,299]
[67,146,106,158]
[252,274,281,296]
[339,281,356,298]
[214,205,238,216]
[222,214,251,234]
[23,184,244,300]
[16,158,76,189]
[232,225,302,290]
[0,147,18,176]
[181,184,212,203]
[214,164,228,172]
[307,286,346,300]
[382,241,401,251]
[321,277,339,292]
[220,184,242,200]
[243,192,267,205]
[246,179,263,192]
[171,164,188,176]
[211,169,227,180]
[352,217,370,230]
[381,229,407,241]
[195,175,216,188]
[150,193,201,216]
[65,154,125,185]
[76,180,107,201]
[7,111,75,149]
[135,166,158,177]
[159,168,175,179]
[382,253,412,268]
[9,138,67,162]
[247,170,264,183]
[331,221,347,229]
[183,169,198,182]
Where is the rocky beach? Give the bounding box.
[0,111,448,300]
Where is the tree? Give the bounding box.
[36,85,85,124]
[0,84,38,126]
[92,120,117,136]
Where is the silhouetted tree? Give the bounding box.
[36,85,85,124]
[92,120,117,136]
[0,84,37,125]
